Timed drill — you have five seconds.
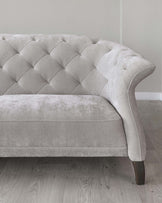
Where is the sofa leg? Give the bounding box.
[132,161,145,185]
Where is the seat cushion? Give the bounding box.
[0,95,127,156]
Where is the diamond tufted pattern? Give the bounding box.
[0,34,111,95]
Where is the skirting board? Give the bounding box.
[135,92,162,101]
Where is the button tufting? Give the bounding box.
[31,37,36,41]
[14,50,19,54]
[0,34,116,95]
[29,63,34,69]
[91,39,98,44]
[46,50,51,55]
[11,77,17,83]
[75,50,82,56]
[2,37,5,40]
[55,61,65,69]
[123,64,127,70]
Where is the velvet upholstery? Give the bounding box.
[0,34,155,161]
[0,95,127,157]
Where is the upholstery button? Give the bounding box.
[75,51,81,56]
[123,64,127,70]
[46,50,50,55]
[12,77,17,83]
[14,50,19,54]
[2,37,5,40]
[31,37,36,41]
[91,39,98,44]
[45,79,49,83]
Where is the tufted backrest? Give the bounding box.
[0,34,116,95]
[0,34,121,95]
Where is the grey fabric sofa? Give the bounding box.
[0,34,155,184]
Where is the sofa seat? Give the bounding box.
[0,94,127,157]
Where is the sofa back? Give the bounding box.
[0,34,112,95]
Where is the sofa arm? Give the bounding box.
[98,44,155,161]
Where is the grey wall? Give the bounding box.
[123,0,162,92]
[0,0,120,41]
[0,0,161,92]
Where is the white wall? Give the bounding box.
[0,0,161,94]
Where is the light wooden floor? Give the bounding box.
[0,101,162,203]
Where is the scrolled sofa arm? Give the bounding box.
[98,42,155,161]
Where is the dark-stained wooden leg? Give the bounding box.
[132,161,145,185]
